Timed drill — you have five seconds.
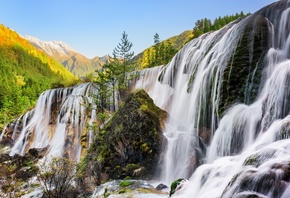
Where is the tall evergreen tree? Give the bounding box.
[154,33,160,44]
[112,31,134,90]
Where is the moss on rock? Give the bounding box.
[80,89,167,186]
[219,14,270,114]
[169,178,186,197]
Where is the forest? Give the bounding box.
[0,24,78,127]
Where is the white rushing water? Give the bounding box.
[1,1,289,197]
[134,0,290,197]
[6,83,97,161]
[135,18,249,184]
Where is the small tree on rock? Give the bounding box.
[37,157,78,198]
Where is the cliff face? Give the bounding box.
[80,89,167,186]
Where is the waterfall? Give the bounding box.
[0,0,289,197]
[3,83,97,161]
[135,18,248,183]
[134,0,290,196]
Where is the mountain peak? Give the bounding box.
[22,35,76,57]
[22,35,110,77]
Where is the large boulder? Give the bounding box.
[80,89,167,187]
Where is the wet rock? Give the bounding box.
[155,183,168,191]
[169,178,187,197]
[220,14,270,115]
[91,180,167,197]
[28,146,48,158]
[0,137,13,147]
[222,161,290,198]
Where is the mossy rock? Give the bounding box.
[81,89,167,185]
[219,14,270,115]
[169,178,186,197]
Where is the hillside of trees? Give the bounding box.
[134,31,191,69]
[191,11,249,39]
[0,24,79,127]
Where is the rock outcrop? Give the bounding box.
[79,89,167,187]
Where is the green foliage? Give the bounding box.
[135,31,191,69]
[83,72,95,82]
[134,12,250,69]
[169,178,184,197]
[102,61,122,111]
[113,31,135,91]
[93,31,136,110]
[94,68,112,114]
[244,155,258,166]
[125,164,139,173]
[141,36,178,68]
[119,180,132,187]
[154,33,160,44]
[192,11,250,39]
[140,142,151,153]
[0,25,79,126]
[118,189,126,194]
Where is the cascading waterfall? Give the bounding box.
[0,1,289,197]
[135,16,251,183]
[134,0,290,196]
[1,82,97,161]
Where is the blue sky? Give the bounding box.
[0,0,277,58]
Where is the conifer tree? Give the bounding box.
[112,31,134,91]
[154,33,160,44]
[153,33,161,66]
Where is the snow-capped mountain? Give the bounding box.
[23,35,76,57]
[23,35,110,78]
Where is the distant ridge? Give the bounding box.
[23,35,110,78]
[23,35,76,56]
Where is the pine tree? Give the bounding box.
[112,31,134,91]
[154,33,160,44]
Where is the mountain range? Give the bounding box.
[23,35,110,78]
[23,30,194,76]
